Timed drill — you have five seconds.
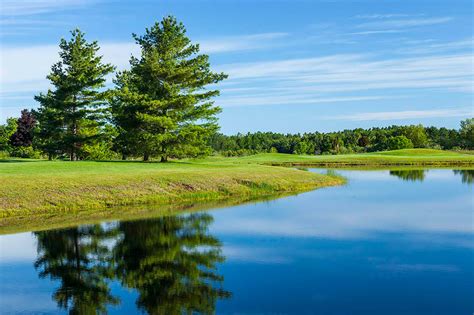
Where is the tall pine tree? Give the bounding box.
[35,29,114,160]
[112,16,227,161]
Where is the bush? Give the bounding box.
[82,142,119,160]
[221,149,257,157]
[386,136,414,150]
[0,151,10,159]
[10,146,42,159]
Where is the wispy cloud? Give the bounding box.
[219,95,386,108]
[355,14,424,19]
[350,30,405,35]
[0,0,93,16]
[396,38,474,55]
[0,0,97,36]
[211,51,473,108]
[0,32,291,97]
[328,108,473,121]
[357,17,453,29]
[219,53,473,91]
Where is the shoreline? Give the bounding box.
[1,149,472,233]
[0,161,344,233]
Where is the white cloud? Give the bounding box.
[208,51,473,109]
[0,0,93,16]
[355,14,423,19]
[357,17,453,29]
[219,95,386,108]
[218,53,473,93]
[396,38,474,55]
[328,108,474,121]
[0,232,37,263]
[350,30,405,35]
[0,32,287,97]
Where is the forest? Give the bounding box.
[209,121,473,156]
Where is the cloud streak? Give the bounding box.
[0,32,289,97]
[357,17,453,29]
[328,108,474,121]
[0,0,93,16]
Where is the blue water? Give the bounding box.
[0,169,473,314]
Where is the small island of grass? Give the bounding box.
[0,158,344,233]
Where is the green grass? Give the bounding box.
[1,148,472,233]
[0,159,344,233]
[200,149,474,167]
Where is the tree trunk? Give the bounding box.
[71,95,77,161]
[143,153,149,161]
[48,153,52,161]
[160,155,168,163]
[122,154,127,161]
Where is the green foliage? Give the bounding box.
[9,146,42,159]
[35,29,115,160]
[209,122,470,156]
[398,124,428,148]
[386,136,414,150]
[112,16,227,161]
[460,118,474,149]
[78,122,119,160]
[0,118,17,152]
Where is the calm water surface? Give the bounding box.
[0,169,473,314]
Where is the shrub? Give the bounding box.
[386,136,414,150]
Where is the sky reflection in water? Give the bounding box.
[0,169,472,314]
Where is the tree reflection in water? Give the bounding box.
[113,213,231,314]
[389,169,426,182]
[34,212,230,314]
[34,225,119,314]
[453,169,474,184]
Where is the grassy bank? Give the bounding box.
[0,160,343,232]
[203,149,474,167]
[2,148,472,232]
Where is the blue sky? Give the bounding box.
[0,0,472,134]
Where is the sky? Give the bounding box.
[0,0,473,134]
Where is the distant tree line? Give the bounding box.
[0,16,226,161]
[2,109,472,160]
[209,120,474,156]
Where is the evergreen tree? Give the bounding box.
[112,16,227,161]
[35,29,114,160]
[9,109,36,147]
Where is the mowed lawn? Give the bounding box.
[201,149,474,166]
[0,159,342,221]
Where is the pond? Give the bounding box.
[0,169,473,314]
